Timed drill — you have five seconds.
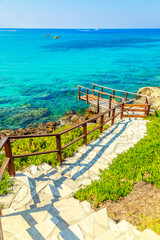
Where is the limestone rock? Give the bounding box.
[59,115,72,126]
[137,86,160,110]
[70,114,80,123]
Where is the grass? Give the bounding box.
[74,110,160,207]
[0,123,107,195]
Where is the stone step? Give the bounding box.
[15,217,67,240]
[134,229,160,240]
[2,173,82,215]
[47,208,109,240]
[2,198,94,239]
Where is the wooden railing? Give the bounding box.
[0,100,125,181]
[0,100,125,238]
[78,84,151,118]
[78,85,123,114]
[91,83,147,101]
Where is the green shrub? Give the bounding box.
[0,123,107,195]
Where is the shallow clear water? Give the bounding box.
[0,28,160,130]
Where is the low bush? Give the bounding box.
[0,123,107,195]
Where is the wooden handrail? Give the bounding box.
[0,137,9,151]
[0,100,125,182]
[0,158,10,181]
[78,85,124,99]
[91,83,147,98]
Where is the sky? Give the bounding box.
[0,0,160,29]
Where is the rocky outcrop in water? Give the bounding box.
[137,86,160,110]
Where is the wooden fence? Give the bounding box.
[0,100,126,239]
[78,84,151,118]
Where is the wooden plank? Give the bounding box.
[124,104,148,107]
[123,108,148,112]
[113,98,118,104]
[123,114,146,118]
[9,132,57,139]
[0,136,8,151]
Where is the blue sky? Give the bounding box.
[0,0,159,28]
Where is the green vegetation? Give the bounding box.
[138,215,160,234]
[74,111,160,207]
[0,123,107,195]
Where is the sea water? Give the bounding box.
[0,28,160,130]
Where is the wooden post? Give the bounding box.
[97,93,100,113]
[111,109,115,125]
[125,92,128,101]
[56,135,62,164]
[101,87,103,98]
[4,139,15,177]
[93,84,95,95]
[100,115,104,133]
[113,90,115,99]
[147,105,151,116]
[121,102,124,119]
[78,87,81,101]
[145,97,148,116]
[108,96,112,117]
[83,123,87,145]
[86,89,89,104]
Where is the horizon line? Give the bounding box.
[0,27,160,30]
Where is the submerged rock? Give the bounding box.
[65,110,75,115]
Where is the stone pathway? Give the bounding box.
[1,119,160,239]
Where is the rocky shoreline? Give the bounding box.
[0,107,98,139]
[0,86,159,139]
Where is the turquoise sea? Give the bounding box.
[0,28,160,130]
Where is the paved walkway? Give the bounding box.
[1,119,159,240]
